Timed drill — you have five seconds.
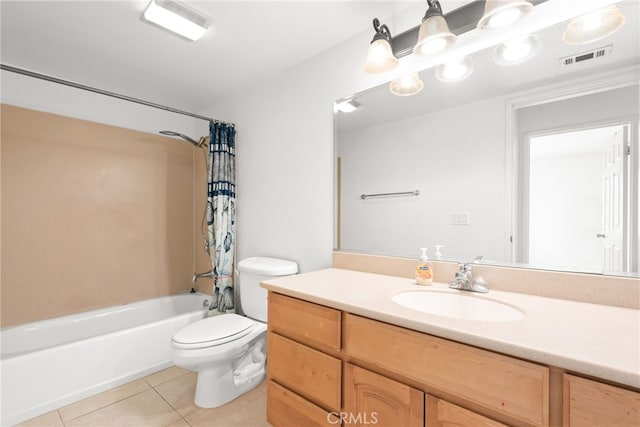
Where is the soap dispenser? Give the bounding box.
[415,247,433,286]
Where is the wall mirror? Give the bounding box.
[334,0,639,277]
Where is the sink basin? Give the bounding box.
[392,290,524,322]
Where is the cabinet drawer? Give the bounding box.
[268,292,341,352]
[563,374,640,426]
[268,331,341,411]
[345,313,549,426]
[427,395,508,427]
[267,380,340,427]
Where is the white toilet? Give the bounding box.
[171,257,298,408]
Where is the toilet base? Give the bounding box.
[172,326,268,409]
[194,363,265,408]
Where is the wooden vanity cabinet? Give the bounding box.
[426,396,509,427]
[344,313,549,427]
[563,374,640,427]
[266,293,343,426]
[344,363,424,427]
[266,291,638,427]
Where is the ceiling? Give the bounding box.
[0,0,424,113]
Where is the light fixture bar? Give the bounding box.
[389,0,547,59]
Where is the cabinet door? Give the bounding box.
[267,380,340,427]
[344,363,423,427]
[563,374,640,427]
[426,396,508,427]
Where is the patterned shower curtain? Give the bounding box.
[207,121,236,315]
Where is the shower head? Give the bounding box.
[159,130,204,147]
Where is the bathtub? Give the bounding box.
[1,292,210,426]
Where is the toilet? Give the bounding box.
[170,257,298,408]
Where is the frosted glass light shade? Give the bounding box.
[477,0,533,30]
[413,15,456,56]
[494,34,541,65]
[562,5,625,45]
[143,0,209,41]
[389,73,424,96]
[435,56,474,82]
[363,39,399,74]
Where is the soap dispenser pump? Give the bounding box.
[415,247,433,286]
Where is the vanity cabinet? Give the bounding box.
[266,291,638,427]
[426,396,509,427]
[563,374,640,426]
[266,292,342,426]
[344,313,549,426]
[344,363,423,427]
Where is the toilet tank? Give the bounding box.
[237,257,298,322]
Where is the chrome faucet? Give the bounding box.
[189,269,214,293]
[448,256,489,293]
[193,269,214,283]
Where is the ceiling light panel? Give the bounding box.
[143,0,209,41]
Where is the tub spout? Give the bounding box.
[193,270,214,284]
[190,269,214,293]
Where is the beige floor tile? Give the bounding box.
[16,410,63,427]
[145,365,191,387]
[166,418,191,427]
[65,389,181,427]
[185,388,267,427]
[154,372,199,416]
[257,379,267,393]
[59,378,150,422]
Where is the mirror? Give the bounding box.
[334,1,639,276]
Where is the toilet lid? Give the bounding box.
[172,314,255,349]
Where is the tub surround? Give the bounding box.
[1,104,196,327]
[261,268,639,390]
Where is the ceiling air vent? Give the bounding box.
[560,45,613,67]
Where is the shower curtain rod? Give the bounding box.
[1,64,234,126]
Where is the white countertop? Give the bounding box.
[261,268,640,389]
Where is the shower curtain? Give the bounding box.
[207,121,236,315]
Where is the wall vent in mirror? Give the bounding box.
[560,45,612,67]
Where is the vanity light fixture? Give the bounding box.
[477,0,533,30]
[435,56,474,82]
[335,99,360,113]
[493,34,541,65]
[363,18,399,74]
[143,0,209,41]
[389,73,424,96]
[562,5,625,45]
[413,0,457,56]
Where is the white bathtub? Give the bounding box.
[1,292,210,426]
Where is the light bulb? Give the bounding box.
[418,38,448,55]
[435,56,474,82]
[488,8,521,28]
[494,34,541,65]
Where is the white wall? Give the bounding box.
[1,70,196,136]
[195,6,425,273]
[338,96,508,262]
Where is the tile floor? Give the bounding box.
[17,366,269,427]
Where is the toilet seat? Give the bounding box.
[172,314,255,350]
